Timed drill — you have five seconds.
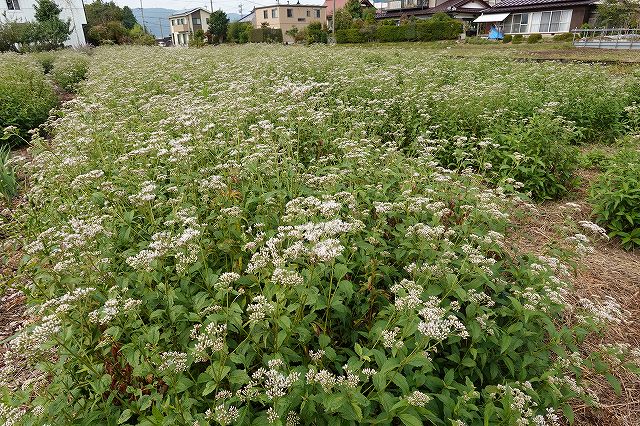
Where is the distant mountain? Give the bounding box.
[133,8,243,39]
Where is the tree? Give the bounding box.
[122,6,138,30]
[345,0,363,19]
[129,24,156,45]
[33,0,72,50]
[208,10,229,44]
[333,8,354,30]
[227,22,253,43]
[305,22,328,44]
[596,0,640,28]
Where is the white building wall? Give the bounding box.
[0,0,87,47]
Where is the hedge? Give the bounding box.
[337,14,462,44]
[249,28,283,43]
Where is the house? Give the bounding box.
[169,8,211,46]
[324,0,374,29]
[1,0,87,47]
[376,0,491,25]
[474,0,598,36]
[252,3,327,43]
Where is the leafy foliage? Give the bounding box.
[0,144,17,200]
[596,0,640,28]
[51,52,90,92]
[227,22,253,44]
[84,0,143,45]
[337,14,462,43]
[589,148,640,249]
[1,45,636,426]
[208,11,230,44]
[0,53,58,140]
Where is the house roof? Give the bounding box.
[489,0,597,11]
[169,7,211,18]
[377,0,490,19]
[324,0,375,16]
[254,3,328,10]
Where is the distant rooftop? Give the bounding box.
[168,7,210,18]
[253,3,327,9]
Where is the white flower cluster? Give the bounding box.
[88,296,141,325]
[271,268,304,287]
[390,279,422,311]
[306,365,360,392]
[158,351,188,373]
[191,322,227,362]
[247,295,275,322]
[251,359,301,400]
[577,296,626,326]
[205,404,239,425]
[381,327,404,349]
[37,287,95,315]
[417,298,469,341]
[406,390,432,407]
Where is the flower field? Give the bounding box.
[1,45,639,425]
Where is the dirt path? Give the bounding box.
[513,169,640,425]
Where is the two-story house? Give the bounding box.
[376,0,490,25]
[169,8,211,46]
[1,0,87,47]
[252,3,327,43]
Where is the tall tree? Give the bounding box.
[345,0,363,19]
[208,10,229,44]
[122,6,138,30]
[33,0,72,50]
[596,0,640,28]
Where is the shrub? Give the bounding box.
[51,52,90,92]
[336,28,366,43]
[32,50,57,73]
[578,148,612,170]
[553,32,574,41]
[416,14,462,41]
[250,28,283,43]
[431,112,579,200]
[0,144,17,200]
[503,34,513,43]
[0,53,58,140]
[512,34,523,44]
[227,22,252,44]
[527,33,543,43]
[375,24,405,42]
[305,22,328,44]
[589,148,640,249]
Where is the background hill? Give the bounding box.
[133,9,242,39]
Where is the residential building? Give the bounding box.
[376,0,490,25]
[169,8,211,46]
[324,0,374,29]
[474,0,598,35]
[0,0,87,47]
[252,3,327,43]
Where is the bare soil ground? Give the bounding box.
[512,169,640,426]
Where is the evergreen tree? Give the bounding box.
[208,10,229,44]
[33,0,71,50]
[122,6,138,30]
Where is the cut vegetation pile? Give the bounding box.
[0,45,639,425]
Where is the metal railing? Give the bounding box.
[572,28,640,49]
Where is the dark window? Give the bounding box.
[263,10,268,18]
[287,8,293,17]
[315,9,320,18]
[306,10,310,17]
[6,0,20,10]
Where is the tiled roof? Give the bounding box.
[324,0,375,16]
[168,8,209,18]
[490,0,597,10]
[377,0,489,18]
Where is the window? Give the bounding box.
[193,17,201,25]
[287,8,293,17]
[306,10,310,17]
[528,9,572,33]
[263,10,268,19]
[503,13,528,33]
[6,0,19,10]
[271,8,278,18]
[180,18,185,25]
[315,9,320,18]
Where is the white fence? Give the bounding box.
[572,28,640,49]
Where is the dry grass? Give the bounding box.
[511,169,640,425]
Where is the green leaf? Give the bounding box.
[399,413,423,426]
[118,409,132,424]
[605,373,622,396]
[563,404,575,424]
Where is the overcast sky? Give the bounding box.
[107,0,326,15]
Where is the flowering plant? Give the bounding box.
[1,45,638,426]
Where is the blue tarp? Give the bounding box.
[488,26,504,40]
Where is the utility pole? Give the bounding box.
[158,17,164,39]
[140,0,146,33]
[332,0,336,38]
[210,0,214,12]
